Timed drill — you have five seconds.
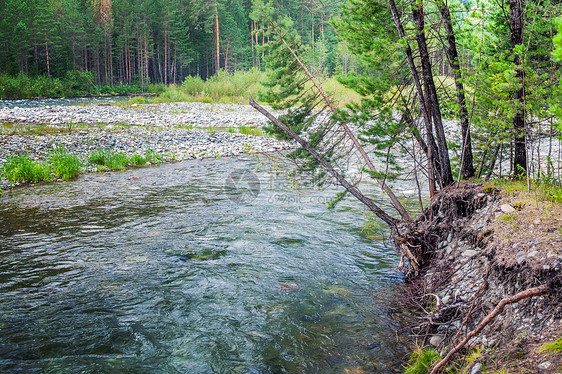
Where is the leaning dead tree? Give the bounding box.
[249,0,459,229]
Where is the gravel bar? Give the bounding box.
[0,102,290,188]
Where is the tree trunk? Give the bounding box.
[250,95,398,228]
[164,28,168,85]
[388,0,437,195]
[437,0,475,179]
[510,0,526,176]
[215,5,220,74]
[44,31,50,78]
[411,0,453,186]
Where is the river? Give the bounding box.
[0,157,415,373]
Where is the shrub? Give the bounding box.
[64,70,95,94]
[182,75,206,96]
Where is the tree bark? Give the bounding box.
[510,0,526,176]
[437,0,475,179]
[411,0,453,186]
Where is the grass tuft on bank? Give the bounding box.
[49,148,82,179]
[88,148,162,171]
[404,348,442,374]
[1,155,52,183]
[0,148,165,186]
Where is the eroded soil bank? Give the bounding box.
[400,184,562,373]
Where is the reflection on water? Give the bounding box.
[0,157,413,373]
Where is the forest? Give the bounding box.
[0,0,341,87]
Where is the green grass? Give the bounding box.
[0,122,89,136]
[319,76,363,107]
[1,155,52,183]
[117,69,363,108]
[49,148,82,179]
[490,179,562,204]
[404,348,442,374]
[88,149,130,171]
[88,148,162,171]
[238,125,263,136]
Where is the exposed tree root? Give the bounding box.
[430,283,550,374]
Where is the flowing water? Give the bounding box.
[0,96,130,109]
[0,157,414,373]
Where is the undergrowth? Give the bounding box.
[490,178,562,204]
[0,72,162,100]
[540,337,562,353]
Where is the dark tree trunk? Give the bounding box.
[437,0,475,179]
[510,0,526,176]
[411,0,453,186]
[388,0,438,195]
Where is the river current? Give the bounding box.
[0,156,412,373]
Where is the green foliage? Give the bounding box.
[48,148,82,179]
[552,17,562,62]
[1,155,51,184]
[0,73,153,100]
[327,190,348,209]
[404,348,442,374]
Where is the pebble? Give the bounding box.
[538,361,552,370]
[500,204,516,213]
[429,334,444,346]
[462,249,478,258]
[471,362,483,374]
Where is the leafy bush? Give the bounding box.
[182,75,206,96]
[1,155,51,183]
[48,148,82,179]
[64,70,95,94]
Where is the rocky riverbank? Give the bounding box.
[403,184,562,373]
[0,101,270,128]
[0,102,290,188]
